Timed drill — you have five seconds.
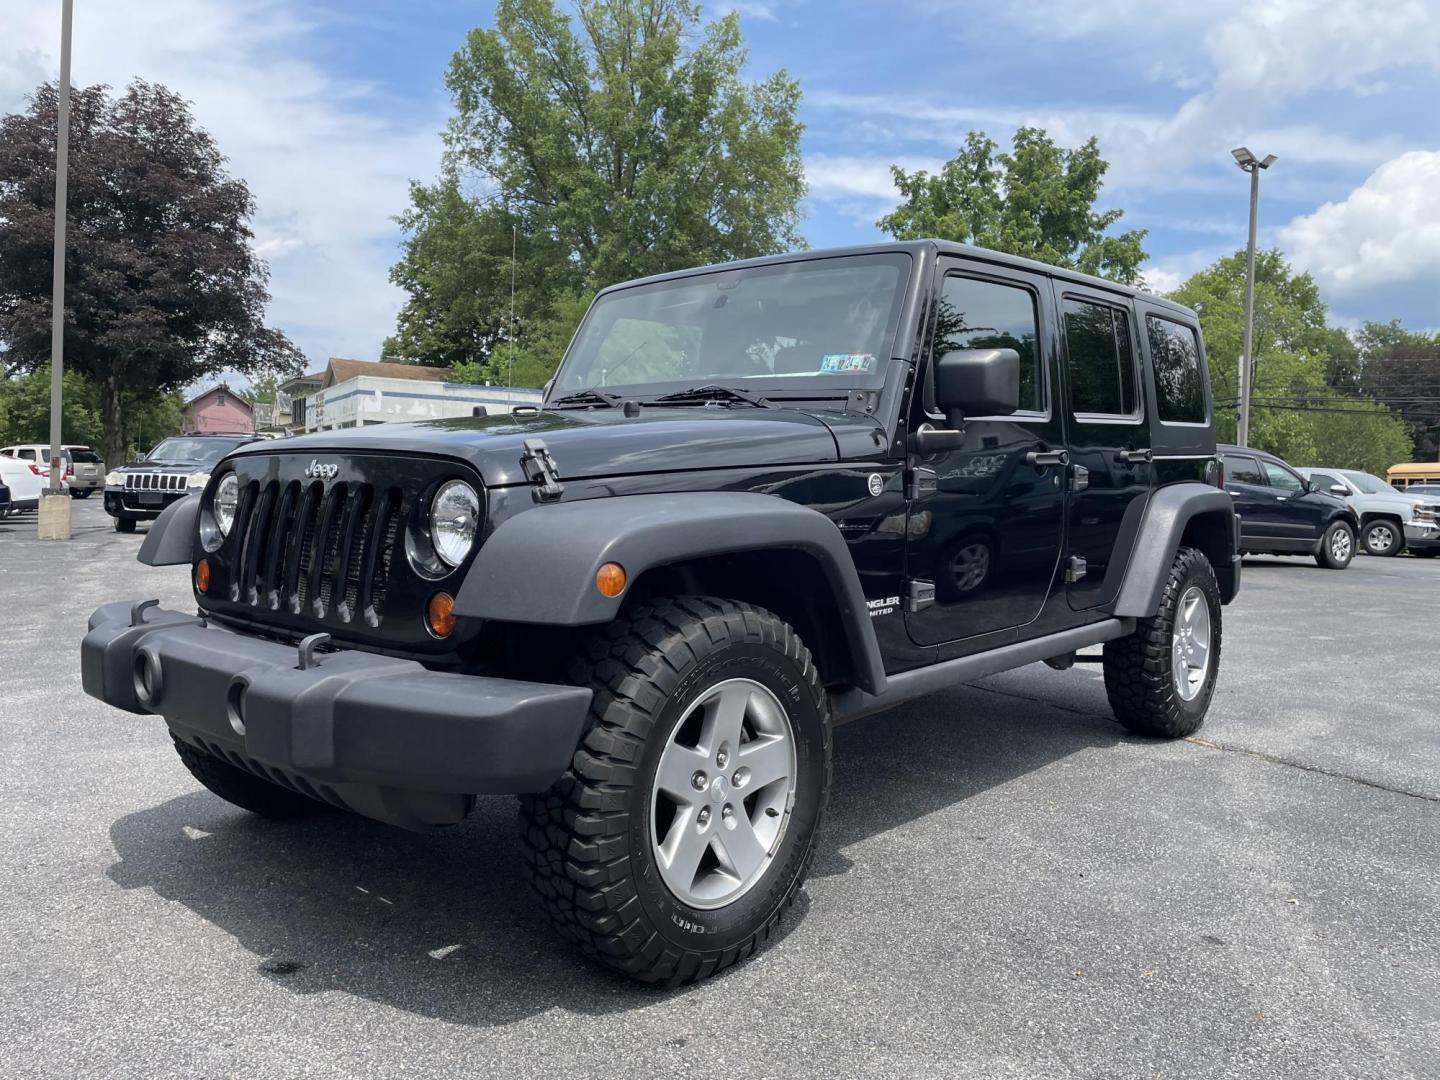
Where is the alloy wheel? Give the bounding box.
[651,678,797,910]
[1171,586,1212,702]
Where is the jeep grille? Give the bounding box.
[229,477,404,626]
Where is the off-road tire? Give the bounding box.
[114,515,136,533]
[171,734,333,818]
[1315,520,1356,569]
[1361,519,1404,557]
[1103,546,1221,739]
[519,596,831,986]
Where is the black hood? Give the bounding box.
[231,406,875,487]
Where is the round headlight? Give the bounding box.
[214,473,240,538]
[430,480,480,567]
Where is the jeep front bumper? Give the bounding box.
[81,601,593,826]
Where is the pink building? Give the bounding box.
[181,384,254,434]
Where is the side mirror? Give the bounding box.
[934,348,1020,428]
[1328,483,1348,495]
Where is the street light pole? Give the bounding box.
[1231,147,1277,449]
[39,0,75,541]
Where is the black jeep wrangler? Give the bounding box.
[82,241,1240,984]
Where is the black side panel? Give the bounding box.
[459,491,887,694]
[1112,484,1238,617]
[137,494,200,567]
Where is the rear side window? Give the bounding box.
[1147,316,1206,423]
[934,275,1045,413]
[1223,454,1264,484]
[16,449,35,461]
[1062,298,1137,417]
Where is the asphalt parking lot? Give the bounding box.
[2,497,1437,1079]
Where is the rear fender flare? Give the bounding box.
[457,491,887,694]
[1112,484,1239,617]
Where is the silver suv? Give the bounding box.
[1299,467,1440,558]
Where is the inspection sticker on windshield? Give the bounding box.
[819,353,875,374]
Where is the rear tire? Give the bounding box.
[519,596,830,985]
[171,735,332,818]
[1361,519,1403,556]
[1103,546,1221,739]
[1315,520,1355,568]
[114,515,136,533]
[70,488,92,499]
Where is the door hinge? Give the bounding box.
[520,438,564,501]
[905,466,937,501]
[905,579,935,612]
[1069,464,1090,492]
[1065,555,1088,583]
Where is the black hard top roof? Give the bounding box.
[598,238,1198,320]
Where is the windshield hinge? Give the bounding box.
[520,438,564,501]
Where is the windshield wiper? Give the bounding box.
[547,387,625,410]
[648,384,772,409]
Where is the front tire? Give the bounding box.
[1103,546,1221,739]
[1361,519,1403,556]
[519,596,830,985]
[114,515,136,533]
[171,735,332,817]
[1315,520,1356,568]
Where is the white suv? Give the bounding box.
[1299,467,1440,558]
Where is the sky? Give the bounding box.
[3,0,1439,370]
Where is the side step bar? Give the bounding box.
[831,617,1135,725]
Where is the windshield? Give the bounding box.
[552,253,911,397]
[144,437,248,466]
[1342,470,1401,495]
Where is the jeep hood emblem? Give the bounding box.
[304,459,339,481]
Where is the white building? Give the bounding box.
[289,359,543,434]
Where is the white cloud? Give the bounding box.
[1,0,445,368]
[714,2,780,21]
[1280,150,1440,294]
[1139,266,1183,294]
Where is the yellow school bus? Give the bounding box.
[1387,462,1440,489]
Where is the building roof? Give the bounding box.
[183,382,252,412]
[279,370,326,394]
[322,358,454,387]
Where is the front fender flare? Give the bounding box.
[457,491,887,694]
[137,494,200,567]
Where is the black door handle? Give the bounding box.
[1116,448,1153,464]
[1025,449,1070,467]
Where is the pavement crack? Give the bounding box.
[1185,737,1440,804]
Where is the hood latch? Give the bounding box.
[520,438,564,501]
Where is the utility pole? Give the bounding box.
[1231,147,1276,449]
[39,0,75,541]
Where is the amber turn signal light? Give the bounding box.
[595,562,626,598]
[194,558,211,595]
[427,591,456,637]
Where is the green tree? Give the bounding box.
[0,81,303,466]
[390,0,805,379]
[1354,319,1440,460]
[0,366,104,447]
[878,128,1148,284]
[385,172,569,369]
[1169,249,1412,470]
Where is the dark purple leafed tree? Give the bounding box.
[0,80,302,464]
